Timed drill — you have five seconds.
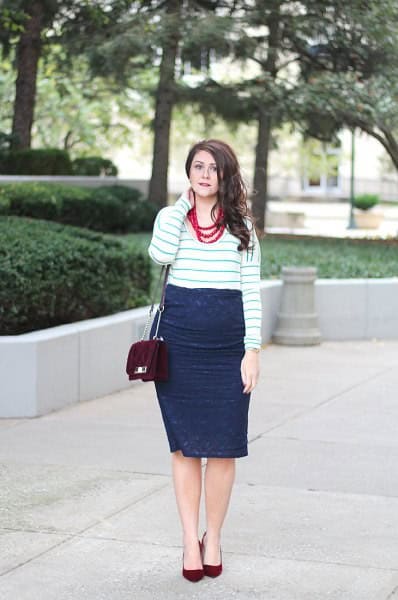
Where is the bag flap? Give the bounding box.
[127,339,160,371]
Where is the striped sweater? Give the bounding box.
[148,193,262,350]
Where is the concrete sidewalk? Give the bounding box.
[1,340,398,599]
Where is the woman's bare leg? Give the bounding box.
[203,458,236,564]
[171,450,203,569]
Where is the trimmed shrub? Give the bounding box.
[0,148,73,175]
[71,186,131,231]
[97,184,142,204]
[72,156,118,176]
[94,185,157,232]
[0,183,157,233]
[0,216,151,335]
[0,183,61,220]
[0,195,10,215]
[133,199,158,232]
[47,184,96,227]
[353,194,380,211]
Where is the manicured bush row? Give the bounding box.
[0,183,157,233]
[261,234,398,279]
[72,156,118,176]
[0,148,73,175]
[126,231,398,283]
[0,148,118,176]
[0,216,151,335]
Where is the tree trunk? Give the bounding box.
[11,1,44,150]
[251,6,280,231]
[148,0,182,208]
[252,110,272,231]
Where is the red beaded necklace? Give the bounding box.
[187,201,225,243]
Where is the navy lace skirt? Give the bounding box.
[149,283,250,458]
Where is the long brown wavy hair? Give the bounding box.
[185,139,253,251]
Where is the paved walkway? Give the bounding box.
[1,340,398,599]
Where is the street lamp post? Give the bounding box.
[347,127,356,229]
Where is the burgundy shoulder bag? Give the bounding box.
[126,265,170,382]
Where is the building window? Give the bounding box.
[301,138,341,194]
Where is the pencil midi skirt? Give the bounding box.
[149,283,250,458]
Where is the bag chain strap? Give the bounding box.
[141,265,170,341]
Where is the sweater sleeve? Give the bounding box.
[240,221,262,350]
[148,194,191,265]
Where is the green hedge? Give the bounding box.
[127,231,398,282]
[0,148,73,175]
[0,216,151,335]
[0,148,118,176]
[0,183,157,233]
[94,185,157,232]
[0,195,9,215]
[0,183,61,220]
[261,234,398,279]
[72,156,118,176]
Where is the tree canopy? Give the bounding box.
[1,0,398,226]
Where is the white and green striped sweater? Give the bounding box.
[148,194,262,350]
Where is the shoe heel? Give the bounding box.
[182,540,204,582]
[201,532,223,578]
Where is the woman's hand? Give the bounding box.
[241,350,260,394]
[186,187,195,208]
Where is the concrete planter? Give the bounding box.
[354,209,384,229]
[0,308,149,418]
[267,210,305,228]
[273,266,321,346]
[1,277,397,418]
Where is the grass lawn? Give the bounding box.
[119,232,398,282]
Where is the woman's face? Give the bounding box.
[189,150,219,199]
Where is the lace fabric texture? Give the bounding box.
[150,283,250,458]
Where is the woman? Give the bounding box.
[148,139,262,582]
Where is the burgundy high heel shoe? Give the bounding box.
[201,531,223,577]
[182,540,204,582]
